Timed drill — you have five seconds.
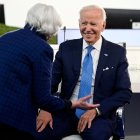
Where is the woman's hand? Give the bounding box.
[71,95,100,109]
[36,110,53,132]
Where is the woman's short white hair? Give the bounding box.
[26,3,62,36]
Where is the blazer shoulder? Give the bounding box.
[60,38,82,46]
[105,40,126,52]
[59,38,82,50]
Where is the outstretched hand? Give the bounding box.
[71,95,100,109]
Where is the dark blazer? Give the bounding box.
[52,37,132,118]
[0,26,66,136]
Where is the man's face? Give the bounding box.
[79,9,106,45]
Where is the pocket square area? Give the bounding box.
[103,67,109,71]
[103,66,114,71]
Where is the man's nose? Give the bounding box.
[85,24,92,31]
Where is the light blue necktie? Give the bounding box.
[75,45,93,118]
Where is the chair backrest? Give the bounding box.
[118,42,126,48]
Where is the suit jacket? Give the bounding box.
[0,25,66,136]
[52,37,132,118]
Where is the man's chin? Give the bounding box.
[83,35,94,41]
[84,40,94,45]
[84,38,93,42]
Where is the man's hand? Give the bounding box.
[77,109,97,133]
[36,110,53,132]
[71,95,100,109]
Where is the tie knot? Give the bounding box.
[87,45,94,54]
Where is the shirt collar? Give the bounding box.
[83,36,102,52]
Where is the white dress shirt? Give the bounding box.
[70,37,102,103]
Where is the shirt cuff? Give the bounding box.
[95,107,101,116]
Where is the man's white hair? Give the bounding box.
[79,5,106,22]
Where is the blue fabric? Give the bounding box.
[49,37,132,139]
[76,45,93,118]
[52,38,132,116]
[0,25,65,137]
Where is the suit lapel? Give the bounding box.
[94,39,110,88]
[72,39,83,77]
[70,38,110,91]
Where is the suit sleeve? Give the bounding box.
[32,47,66,113]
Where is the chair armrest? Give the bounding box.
[114,107,125,139]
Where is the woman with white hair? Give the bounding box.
[0,3,99,139]
[25,3,62,41]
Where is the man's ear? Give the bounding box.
[102,21,106,31]
[78,19,81,28]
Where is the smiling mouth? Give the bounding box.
[83,32,95,36]
[84,33,94,38]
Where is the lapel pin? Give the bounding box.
[104,54,108,56]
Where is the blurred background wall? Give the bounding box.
[1,0,140,28]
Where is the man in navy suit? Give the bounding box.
[37,4,132,140]
[0,3,98,140]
